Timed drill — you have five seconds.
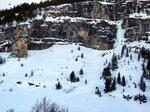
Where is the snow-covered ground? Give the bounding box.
[0,36,150,112]
[0,1,150,112]
[0,0,45,10]
[0,42,149,112]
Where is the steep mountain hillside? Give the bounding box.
[0,42,149,112]
[0,0,150,112]
[0,22,150,112]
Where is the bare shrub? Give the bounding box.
[31,97,67,112]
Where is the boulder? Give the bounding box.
[11,38,28,57]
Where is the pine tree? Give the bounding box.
[111,77,116,91]
[104,78,112,93]
[25,73,28,77]
[81,53,84,58]
[130,54,132,60]
[138,53,141,61]
[118,54,121,60]
[126,48,129,57]
[102,67,111,79]
[2,73,5,77]
[142,81,146,92]
[79,68,84,75]
[31,70,34,76]
[121,45,126,57]
[70,71,76,82]
[122,76,126,86]
[117,72,121,84]
[111,53,118,70]
[0,56,5,64]
[139,76,146,92]
[75,57,78,61]
[85,79,87,84]
[56,81,62,89]
[78,46,80,51]
[147,59,150,71]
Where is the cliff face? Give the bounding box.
[11,38,28,57]
[27,1,118,50]
[123,17,150,42]
[45,2,113,20]
[14,25,29,38]
[30,19,116,50]
[0,1,118,52]
[0,0,149,54]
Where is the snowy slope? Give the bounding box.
[0,0,44,10]
[0,2,150,112]
[0,21,150,112]
[0,39,150,112]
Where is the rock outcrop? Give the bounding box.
[3,0,150,52]
[14,25,29,38]
[11,38,28,57]
[30,18,116,50]
[123,16,150,42]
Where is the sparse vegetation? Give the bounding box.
[31,97,67,112]
[70,71,80,82]
[0,56,6,65]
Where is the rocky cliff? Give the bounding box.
[11,38,28,57]
[0,1,119,53]
[0,0,150,56]
[123,15,150,42]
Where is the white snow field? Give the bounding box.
[0,3,150,111]
[0,42,149,112]
[0,23,150,112]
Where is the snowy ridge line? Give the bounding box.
[129,12,150,19]
[33,15,116,25]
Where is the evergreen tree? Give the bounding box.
[25,73,28,77]
[81,53,84,58]
[118,54,121,60]
[104,78,112,93]
[85,79,87,84]
[139,76,146,92]
[70,71,76,82]
[2,73,5,77]
[102,67,111,79]
[126,48,129,57]
[78,46,81,51]
[117,72,121,84]
[138,53,141,61]
[142,68,147,78]
[75,57,78,61]
[31,70,34,76]
[111,53,118,70]
[0,56,5,64]
[122,76,126,86]
[121,45,126,57]
[111,77,116,91]
[56,81,62,89]
[130,54,132,60]
[147,59,150,71]
[79,68,84,75]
